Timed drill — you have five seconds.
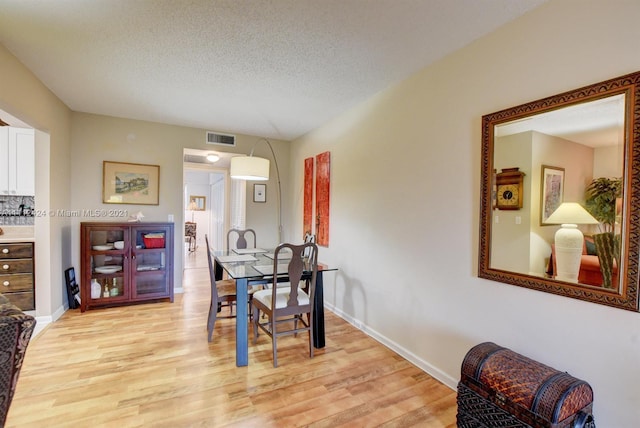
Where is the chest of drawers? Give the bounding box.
[0,242,35,310]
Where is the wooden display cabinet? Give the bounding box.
[80,222,174,312]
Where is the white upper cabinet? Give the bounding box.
[0,128,8,193]
[0,127,35,196]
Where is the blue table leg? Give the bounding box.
[235,278,248,367]
[313,271,325,348]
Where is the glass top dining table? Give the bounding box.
[213,248,337,367]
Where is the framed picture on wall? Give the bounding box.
[103,161,160,205]
[253,183,266,203]
[540,165,564,225]
[189,195,206,211]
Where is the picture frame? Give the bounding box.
[540,165,565,225]
[189,195,206,211]
[103,161,160,205]
[253,183,266,203]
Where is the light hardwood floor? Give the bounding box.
[6,248,457,427]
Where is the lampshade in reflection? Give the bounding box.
[546,202,599,283]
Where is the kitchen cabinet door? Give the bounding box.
[0,127,34,196]
[8,127,35,196]
[0,127,8,194]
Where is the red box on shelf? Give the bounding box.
[143,235,165,249]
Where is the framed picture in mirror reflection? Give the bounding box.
[541,165,564,225]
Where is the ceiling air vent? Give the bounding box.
[183,154,208,164]
[206,131,236,147]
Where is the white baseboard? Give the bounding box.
[29,303,68,338]
[325,303,458,391]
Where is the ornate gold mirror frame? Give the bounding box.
[479,71,640,311]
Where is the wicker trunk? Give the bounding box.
[457,342,595,428]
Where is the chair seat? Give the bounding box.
[253,287,310,309]
[216,279,237,298]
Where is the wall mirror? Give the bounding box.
[478,71,640,311]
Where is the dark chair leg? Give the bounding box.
[208,308,217,342]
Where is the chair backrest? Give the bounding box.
[227,228,257,250]
[303,232,316,259]
[272,242,318,312]
[205,234,219,305]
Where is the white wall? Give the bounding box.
[594,144,623,178]
[492,132,532,274]
[289,1,640,426]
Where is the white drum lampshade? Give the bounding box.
[229,137,282,243]
[230,156,270,181]
[546,202,599,282]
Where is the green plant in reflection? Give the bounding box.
[585,177,622,288]
[585,177,622,232]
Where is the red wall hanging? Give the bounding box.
[303,157,314,237]
[315,151,330,246]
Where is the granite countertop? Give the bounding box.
[0,226,35,243]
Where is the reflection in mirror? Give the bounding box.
[490,95,625,290]
[478,71,640,311]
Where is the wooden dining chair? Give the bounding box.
[251,241,318,367]
[205,234,237,342]
[226,228,257,250]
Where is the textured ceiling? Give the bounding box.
[0,0,547,140]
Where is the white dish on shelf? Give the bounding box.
[95,265,122,274]
[93,244,114,251]
[113,241,125,250]
[136,264,162,271]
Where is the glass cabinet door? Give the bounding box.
[130,226,170,299]
[88,226,128,302]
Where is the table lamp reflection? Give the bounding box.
[546,202,599,282]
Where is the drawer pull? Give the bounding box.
[2,281,8,287]
[2,265,8,270]
[1,248,8,254]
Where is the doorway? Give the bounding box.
[183,168,226,269]
[182,149,233,270]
